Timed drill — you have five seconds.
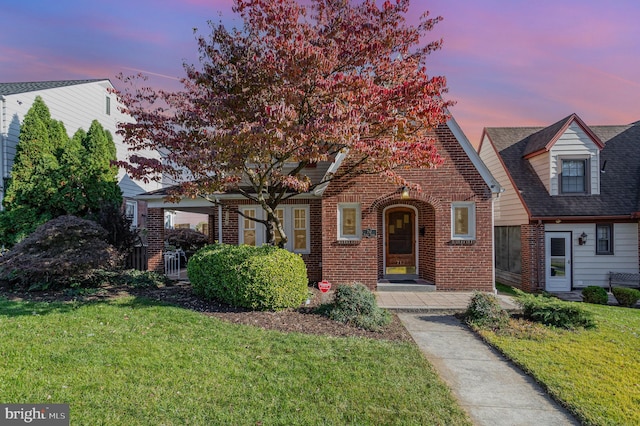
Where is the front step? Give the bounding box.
[377,279,436,292]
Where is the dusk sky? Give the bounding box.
[2,0,639,144]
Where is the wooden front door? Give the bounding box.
[385,207,416,275]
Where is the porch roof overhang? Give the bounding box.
[137,187,321,212]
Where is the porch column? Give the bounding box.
[147,208,165,272]
[521,223,544,292]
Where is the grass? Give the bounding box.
[0,296,470,425]
[477,303,640,425]
[495,282,520,296]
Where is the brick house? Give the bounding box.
[141,115,501,291]
[478,114,640,292]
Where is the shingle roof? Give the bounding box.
[486,121,640,218]
[0,79,107,96]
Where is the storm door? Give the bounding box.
[385,207,416,275]
[545,232,572,291]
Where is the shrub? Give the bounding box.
[89,202,140,254]
[325,283,391,332]
[165,228,209,252]
[0,215,122,290]
[188,244,308,311]
[612,287,640,308]
[517,294,596,329]
[464,291,510,329]
[581,286,609,305]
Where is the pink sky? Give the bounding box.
[2,0,638,145]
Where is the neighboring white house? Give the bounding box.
[0,79,162,228]
[479,113,640,292]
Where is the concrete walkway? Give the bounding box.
[376,291,520,313]
[375,292,579,425]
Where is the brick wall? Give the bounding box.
[321,124,495,291]
[521,223,545,292]
[147,208,165,272]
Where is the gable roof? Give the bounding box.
[0,79,107,96]
[486,119,640,218]
[522,113,605,158]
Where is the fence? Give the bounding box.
[126,245,148,271]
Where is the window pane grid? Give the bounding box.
[293,209,307,250]
[596,224,612,254]
[562,160,586,193]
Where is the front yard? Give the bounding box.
[478,302,640,425]
[0,296,470,425]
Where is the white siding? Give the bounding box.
[479,135,528,225]
[549,122,600,195]
[528,151,550,192]
[1,81,161,197]
[545,222,638,288]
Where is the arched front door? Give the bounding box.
[385,207,416,275]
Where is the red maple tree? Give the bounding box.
[116,0,452,245]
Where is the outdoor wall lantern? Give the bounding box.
[578,232,588,245]
[400,186,410,199]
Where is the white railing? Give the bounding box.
[164,250,182,279]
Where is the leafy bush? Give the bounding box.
[89,202,140,254]
[188,244,308,311]
[325,283,391,332]
[517,294,596,329]
[165,228,209,252]
[612,287,640,308]
[581,286,609,305]
[464,291,510,329]
[0,215,122,290]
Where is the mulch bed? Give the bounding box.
[0,281,414,343]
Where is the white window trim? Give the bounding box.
[238,205,310,254]
[451,202,476,240]
[337,203,361,240]
[125,200,138,228]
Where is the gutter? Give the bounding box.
[531,215,638,223]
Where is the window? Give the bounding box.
[239,205,310,253]
[106,96,111,115]
[560,159,588,194]
[125,200,137,228]
[338,203,361,240]
[274,208,284,247]
[293,208,308,251]
[596,224,613,255]
[451,202,475,240]
[241,208,257,246]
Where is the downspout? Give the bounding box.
[0,95,5,207]
[216,197,223,244]
[491,193,497,294]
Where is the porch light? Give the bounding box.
[578,232,588,245]
[400,186,410,199]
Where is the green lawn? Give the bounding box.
[0,296,470,425]
[478,303,640,425]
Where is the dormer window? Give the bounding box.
[560,158,589,194]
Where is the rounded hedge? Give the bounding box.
[187,243,308,311]
[327,283,391,332]
[582,286,609,305]
[612,287,640,308]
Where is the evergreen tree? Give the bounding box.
[81,120,122,212]
[0,100,123,246]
